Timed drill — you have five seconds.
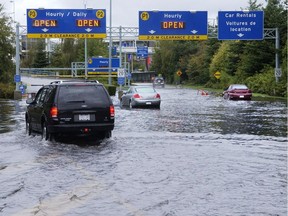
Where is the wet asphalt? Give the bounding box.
[0,85,287,216]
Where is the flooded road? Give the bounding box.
[0,86,287,216]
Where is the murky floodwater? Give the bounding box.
[0,86,287,216]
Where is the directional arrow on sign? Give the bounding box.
[218,11,264,40]
[149,30,156,34]
[237,33,244,38]
[191,30,198,34]
[26,9,107,39]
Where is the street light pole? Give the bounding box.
[84,1,88,79]
[108,0,112,85]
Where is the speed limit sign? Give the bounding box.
[118,68,125,77]
[274,68,282,77]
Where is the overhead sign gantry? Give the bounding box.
[26,9,106,38]
[138,11,208,40]
[218,11,264,40]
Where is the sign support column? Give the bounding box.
[108,0,112,85]
[275,27,280,82]
[15,23,20,91]
[14,23,21,100]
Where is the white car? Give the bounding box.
[120,86,161,109]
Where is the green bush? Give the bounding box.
[87,77,117,96]
[246,67,287,97]
[104,85,117,96]
[0,83,15,99]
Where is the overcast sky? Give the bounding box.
[1,0,267,27]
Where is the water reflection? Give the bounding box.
[0,99,17,134]
[148,89,287,137]
[0,92,287,138]
[211,101,287,137]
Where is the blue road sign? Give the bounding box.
[112,46,117,56]
[27,9,106,38]
[117,77,125,85]
[14,74,21,82]
[127,73,132,80]
[19,85,25,94]
[88,57,120,74]
[139,11,208,40]
[137,46,148,58]
[218,11,264,40]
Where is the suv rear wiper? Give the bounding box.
[66,100,85,103]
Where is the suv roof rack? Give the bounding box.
[50,80,99,85]
[85,80,100,83]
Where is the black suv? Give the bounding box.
[25,80,115,140]
[153,77,165,88]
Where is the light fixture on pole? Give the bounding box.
[10,0,15,28]
[83,1,91,79]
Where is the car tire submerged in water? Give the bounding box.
[105,130,112,138]
[26,119,32,135]
[98,130,112,139]
[42,122,53,141]
[129,100,133,109]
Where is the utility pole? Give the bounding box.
[108,0,112,85]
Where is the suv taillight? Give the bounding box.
[110,105,115,118]
[50,106,58,118]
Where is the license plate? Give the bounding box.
[146,102,152,105]
[79,114,90,121]
[240,95,244,98]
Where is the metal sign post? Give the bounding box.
[13,23,22,99]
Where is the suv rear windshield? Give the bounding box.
[57,85,110,108]
[154,78,164,82]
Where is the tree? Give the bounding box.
[61,39,77,68]
[75,38,108,62]
[242,0,263,10]
[49,44,63,68]
[49,38,108,69]
[0,4,15,83]
[32,39,49,68]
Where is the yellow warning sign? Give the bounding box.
[176,70,182,76]
[214,71,221,79]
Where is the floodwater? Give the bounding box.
[0,86,287,216]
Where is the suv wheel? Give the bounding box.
[98,130,112,139]
[129,100,133,109]
[26,119,32,135]
[105,130,112,138]
[42,122,50,141]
